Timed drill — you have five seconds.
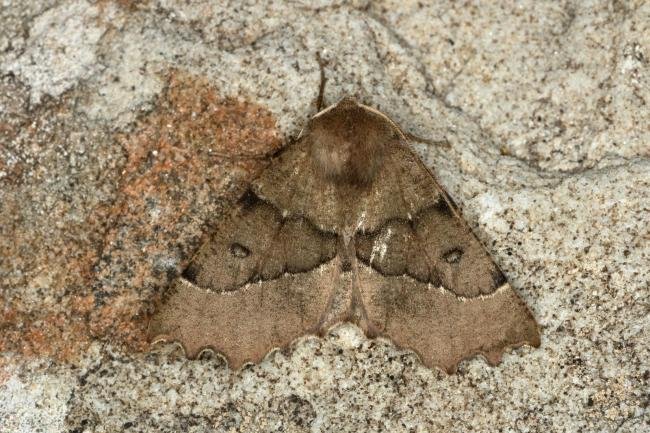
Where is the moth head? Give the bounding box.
[306,97,400,186]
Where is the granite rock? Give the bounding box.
[1,1,648,432]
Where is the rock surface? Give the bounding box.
[1,1,648,432]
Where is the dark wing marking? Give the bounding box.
[184,191,338,292]
[355,202,504,297]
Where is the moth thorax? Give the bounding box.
[308,126,387,186]
[309,137,382,185]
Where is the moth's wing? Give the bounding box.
[149,261,341,368]
[354,144,540,373]
[148,142,342,369]
[356,270,540,373]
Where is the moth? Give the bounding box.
[148,97,540,373]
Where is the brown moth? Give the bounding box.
[148,97,540,373]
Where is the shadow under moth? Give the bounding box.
[148,97,540,374]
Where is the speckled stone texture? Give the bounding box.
[0,1,648,432]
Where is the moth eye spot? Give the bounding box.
[229,242,251,258]
[443,248,463,264]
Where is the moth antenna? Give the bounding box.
[315,51,328,111]
[208,149,278,161]
[405,132,451,149]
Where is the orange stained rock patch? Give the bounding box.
[1,307,91,361]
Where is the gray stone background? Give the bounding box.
[0,0,648,432]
